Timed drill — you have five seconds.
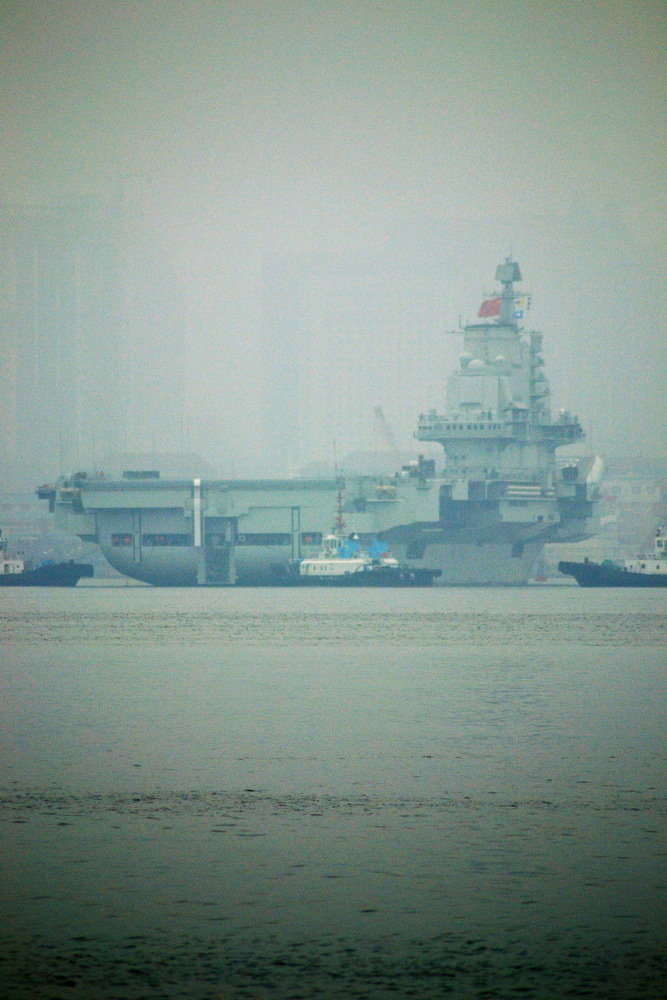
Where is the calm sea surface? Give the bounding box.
[1,585,665,998]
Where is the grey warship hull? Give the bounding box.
[37,258,599,586]
[104,537,543,588]
[38,468,592,587]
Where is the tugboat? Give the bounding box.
[558,527,667,587]
[0,529,94,587]
[282,493,441,586]
[296,532,439,586]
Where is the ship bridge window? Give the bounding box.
[142,533,192,546]
[111,533,134,546]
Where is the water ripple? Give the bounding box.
[1,610,664,646]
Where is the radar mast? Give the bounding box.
[495,258,522,325]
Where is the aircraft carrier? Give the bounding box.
[37,259,601,585]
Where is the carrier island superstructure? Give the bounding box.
[37,259,602,585]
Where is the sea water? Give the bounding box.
[0,585,665,998]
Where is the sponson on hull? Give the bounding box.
[36,259,601,586]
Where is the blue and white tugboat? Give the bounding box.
[296,532,440,586]
[288,496,440,586]
[558,527,667,587]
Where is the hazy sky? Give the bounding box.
[1,0,665,476]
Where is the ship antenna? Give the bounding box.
[334,487,346,538]
[332,440,345,537]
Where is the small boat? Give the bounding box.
[558,526,667,588]
[0,529,94,587]
[291,533,440,587]
[274,490,441,587]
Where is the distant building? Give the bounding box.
[0,202,186,487]
[260,252,454,475]
[0,203,126,483]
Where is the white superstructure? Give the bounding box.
[299,534,399,579]
[624,526,667,576]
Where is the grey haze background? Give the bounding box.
[1,0,665,488]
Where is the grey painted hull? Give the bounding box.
[101,537,543,587]
[391,539,543,586]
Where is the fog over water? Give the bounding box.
[1,1,665,483]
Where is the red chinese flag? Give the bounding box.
[478,297,501,318]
